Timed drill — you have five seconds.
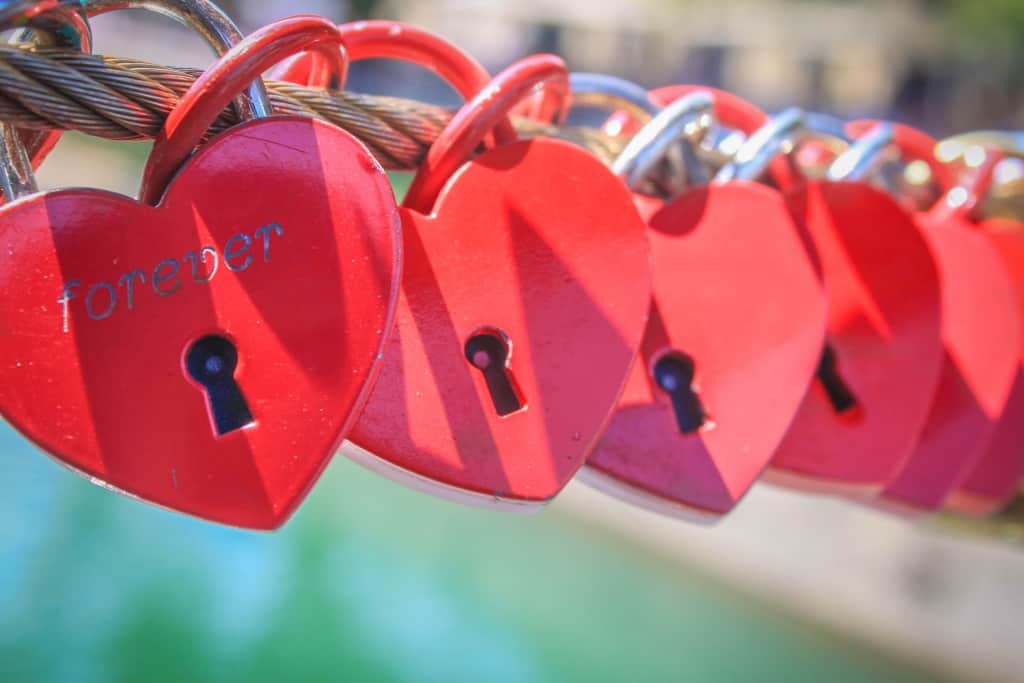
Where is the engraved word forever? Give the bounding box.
[57,222,284,332]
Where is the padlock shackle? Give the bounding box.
[827,122,896,183]
[139,15,348,206]
[516,72,655,126]
[0,1,93,200]
[549,75,712,196]
[928,151,1003,225]
[0,1,92,50]
[566,73,660,123]
[269,20,513,144]
[613,85,801,191]
[716,108,850,184]
[338,21,498,107]
[402,54,570,214]
[937,131,1024,162]
[80,0,271,119]
[847,119,957,193]
[611,90,714,191]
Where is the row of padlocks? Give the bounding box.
[0,1,1021,530]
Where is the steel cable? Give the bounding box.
[0,44,623,169]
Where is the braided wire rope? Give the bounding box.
[0,44,624,169]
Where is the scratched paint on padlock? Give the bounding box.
[947,223,1024,515]
[347,137,651,508]
[582,183,827,518]
[767,182,943,492]
[0,118,401,529]
[877,212,1020,513]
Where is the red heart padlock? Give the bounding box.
[616,98,944,494]
[703,112,945,493]
[0,16,402,529]
[768,179,943,492]
[580,89,828,519]
[345,56,651,508]
[948,217,1024,515]
[834,124,1023,513]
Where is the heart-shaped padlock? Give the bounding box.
[835,124,1023,513]
[941,142,1024,515]
[0,16,402,529]
[713,110,944,494]
[345,55,651,508]
[580,86,828,519]
[948,216,1024,514]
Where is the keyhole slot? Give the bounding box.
[185,335,254,436]
[816,343,859,414]
[464,330,524,417]
[653,351,708,435]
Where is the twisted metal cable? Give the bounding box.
[0,44,623,169]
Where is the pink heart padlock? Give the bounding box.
[0,16,402,528]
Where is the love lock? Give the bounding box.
[719,109,944,494]
[576,82,828,519]
[338,52,651,508]
[0,15,402,528]
[834,123,1022,514]
[950,214,1024,513]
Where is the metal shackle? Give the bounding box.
[0,0,274,200]
[80,0,271,119]
[611,90,715,191]
[0,0,93,198]
[716,107,850,183]
[827,122,897,183]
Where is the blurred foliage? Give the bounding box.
[931,0,1024,68]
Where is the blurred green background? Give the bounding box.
[0,419,946,683]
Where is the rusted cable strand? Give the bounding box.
[0,44,622,169]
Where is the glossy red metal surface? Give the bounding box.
[0,17,402,528]
[877,210,1019,512]
[947,221,1024,515]
[767,182,944,492]
[348,58,650,508]
[582,183,827,518]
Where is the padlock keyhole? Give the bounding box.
[816,344,859,414]
[464,330,524,417]
[653,352,707,434]
[185,335,254,436]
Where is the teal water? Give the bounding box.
[0,419,947,683]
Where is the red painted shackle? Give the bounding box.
[140,15,349,205]
[402,54,570,213]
